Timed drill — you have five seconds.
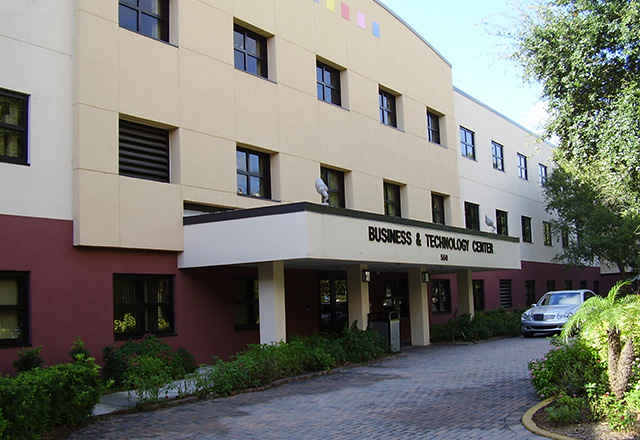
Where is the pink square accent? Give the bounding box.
[341,3,350,20]
[357,12,365,29]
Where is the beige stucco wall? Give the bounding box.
[0,1,74,221]
[454,88,558,264]
[73,0,461,250]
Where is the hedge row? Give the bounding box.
[0,356,102,440]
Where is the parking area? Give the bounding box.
[69,337,551,440]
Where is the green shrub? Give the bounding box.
[529,337,607,399]
[430,309,522,343]
[12,346,43,373]
[0,356,102,440]
[545,394,588,425]
[336,322,386,362]
[208,327,386,396]
[102,335,197,387]
[69,337,91,362]
[125,355,173,404]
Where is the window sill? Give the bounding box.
[235,68,277,85]
[380,122,405,133]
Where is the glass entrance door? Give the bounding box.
[319,272,348,334]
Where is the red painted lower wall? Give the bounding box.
[0,213,613,374]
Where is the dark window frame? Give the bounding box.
[234,24,268,79]
[236,147,271,199]
[543,221,552,246]
[539,163,548,185]
[316,61,341,106]
[113,274,175,340]
[518,153,529,180]
[0,271,29,347]
[521,215,533,243]
[499,279,513,308]
[233,277,259,331]
[431,279,451,314]
[320,167,346,208]
[118,0,169,42]
[496,210,508,236]
[119,119,170,183]
[379,89,397,128]
[460,126,475,160]
[384,182,402,217]
[492,141,504,171]
[431,193,445,225]
[464,201,480,230]
[427,111,441,144]
[0,88,29,166]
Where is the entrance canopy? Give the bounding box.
[179,203,521,273]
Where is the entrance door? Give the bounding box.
[319,272,348,334]
[473,280,485,311]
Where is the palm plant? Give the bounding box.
[561,280,640,400]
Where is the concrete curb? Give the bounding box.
[522,398,578,440]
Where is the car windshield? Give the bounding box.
[539,292,581,306]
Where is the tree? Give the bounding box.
[543,165,640,277]
[512,0,640,216]
[562,281,640,400]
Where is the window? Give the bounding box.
[119,119,170,183]
[565,280,573,290]
[427,111,441,144]
[473,280,485,311]
[496,210,508,236]
[234,24,268,78]
[460,127,475,160]
[492,141,504,171]
[316,61,341,106]
[0,88,28,165]
[464,202,480,230]
[237,147,271,198]
[525,280,536,306]
[379,89,397,127]
[517,153,528,180]
[539,164,548,185]
[233,277,259,331]
[431,193,445,225]
[431,279,451,313]
[0,272,29,347]
[119,0,169,42]
[113,274,174,339]
[543,221,552,246]
[521,216,532,243]
[547,280,556,292]
[499,279,512,308]
[561,227,569,248]
[320,167,345,208]
[384,182,401,217]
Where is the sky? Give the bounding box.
[379,0,546,134]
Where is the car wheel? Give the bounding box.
[522,331,534,338]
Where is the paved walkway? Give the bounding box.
[70,337,551,440]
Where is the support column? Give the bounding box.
[408,267,430,346]
[456,269,474,317]
[347,264,370,330]
[258,261,286,344]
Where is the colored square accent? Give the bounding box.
[357,12,366,29]
[341,2,350,20]
[372,20,380,37]
[326,0,335,11]
[313,0,319,2]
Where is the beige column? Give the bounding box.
[456,269,475,317]
[408,267,430,346]
[258,261,286,344]
[347,264,370,330]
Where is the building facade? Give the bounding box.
[0,0,601,374]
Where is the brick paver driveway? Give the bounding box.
[70,337,551,440]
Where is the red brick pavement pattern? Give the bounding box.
[69,337,551,440]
